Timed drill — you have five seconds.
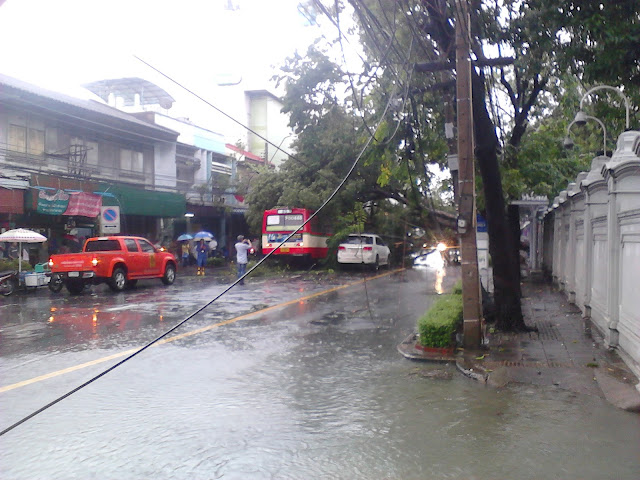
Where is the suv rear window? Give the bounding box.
[85,239,122,252]
[345,235,373,245]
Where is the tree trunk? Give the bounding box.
[471,71,528,331]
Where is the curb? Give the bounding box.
[397,333,457,363]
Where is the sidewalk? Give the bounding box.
[461,280,640,411]
[402,279,640,412]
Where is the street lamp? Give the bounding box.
[268,134,293,166]
[576,85,630,130]
[564,115,607,156]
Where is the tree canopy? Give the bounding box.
[245,0,639,330]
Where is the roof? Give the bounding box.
[83,78,175,109]
[0,73,178,142]
[225,143,264,163]
[244,89,282,104]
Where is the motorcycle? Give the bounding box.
[0,270,19,296]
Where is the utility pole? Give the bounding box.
[455,0,482,348]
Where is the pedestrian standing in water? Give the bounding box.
[196,239,209,276]
[234,235,252,285]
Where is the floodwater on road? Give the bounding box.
[1,267,639,479]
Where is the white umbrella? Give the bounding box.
[0,228,47,273]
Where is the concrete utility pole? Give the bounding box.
[455,0,482,348]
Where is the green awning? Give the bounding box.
[99,184,185,217]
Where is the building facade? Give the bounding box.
[0,73,183,261]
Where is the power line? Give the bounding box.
[133,56,337,185]
[0,58,401,438]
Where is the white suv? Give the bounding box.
[337,234,391,269]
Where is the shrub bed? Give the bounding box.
[417,291,463,348]
[0,259,31,272]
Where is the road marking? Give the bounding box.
[0,269,403,393]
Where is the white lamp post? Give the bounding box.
[576,85,630,130]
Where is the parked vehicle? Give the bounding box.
[48,236,177,294]
[0,270,18,296]
[337,234,391,270]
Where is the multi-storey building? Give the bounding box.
[0,73,184,260]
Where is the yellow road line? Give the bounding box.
[0,269,403,393]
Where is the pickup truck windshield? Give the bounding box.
[85,240,122,252]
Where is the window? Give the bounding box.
[138,239,155,253]
[85,240,122,252]
[86,141,98,165]
[28,128,45,155]
[8,125,26,153]
[346,235,374,245]
[124,239,138,252]
[120,149,143,172]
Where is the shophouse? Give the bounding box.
[0,73,183,262]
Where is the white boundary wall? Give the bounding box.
[542,131,640,382]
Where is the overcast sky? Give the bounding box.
[0,0,351,140]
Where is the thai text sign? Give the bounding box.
[37,190,70,215]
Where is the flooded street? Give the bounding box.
[1,267,639,479]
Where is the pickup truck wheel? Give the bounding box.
[66,280,84,295]
[162,264,176,285]
[109,268,127,292]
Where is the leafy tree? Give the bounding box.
[246,44,451,250]
[335,0,638,331]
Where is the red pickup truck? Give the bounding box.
[48,236,177,294]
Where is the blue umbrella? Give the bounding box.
[177,233,193,241]
[193,231,214,241]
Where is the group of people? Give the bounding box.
[178,235,254,285]
[0,242,24,261]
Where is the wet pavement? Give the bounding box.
[2,266,640,479]
[402,278,640,412]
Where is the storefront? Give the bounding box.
[0,178,27,231]
[14,174,187,258]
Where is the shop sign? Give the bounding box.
[37,189,70,215]
[64,192,102,217]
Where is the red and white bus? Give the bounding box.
[261,208,331,259]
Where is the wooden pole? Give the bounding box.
[455,0,482,348]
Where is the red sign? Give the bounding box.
[63,192,102,217]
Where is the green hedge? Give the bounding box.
[206,257,227,268]
[417,292,463,348]
[0,259,32,272]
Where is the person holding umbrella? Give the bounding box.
[196,238,209,276]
